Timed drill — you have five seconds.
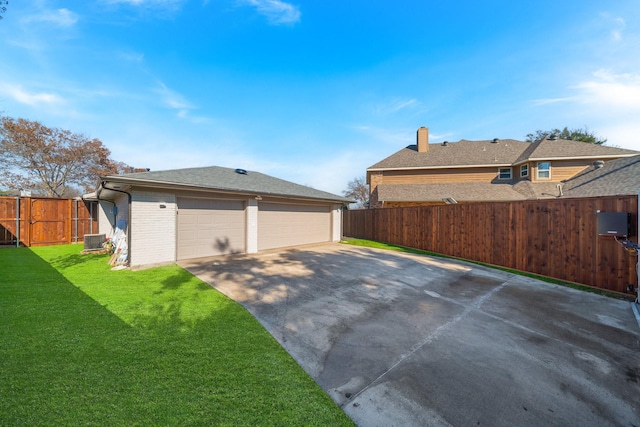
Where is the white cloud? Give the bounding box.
[573,69,640,109]
[153,81,213,122]
[0,83,65,107]
[24,8,79,27]
[154,81,193,110]
[240,0,301,25]
[530,97,573,106]
[600,13,626,42]
[375,98,420,115]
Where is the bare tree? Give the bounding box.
[0,116,126,197]
[343,176,369,208]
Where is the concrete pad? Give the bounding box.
[179,243,640,426]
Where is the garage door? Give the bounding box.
[177,198,246,260]
[258,203,331,251]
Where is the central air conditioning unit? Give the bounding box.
[84,234,106,250]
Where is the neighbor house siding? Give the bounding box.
[129,190,177,268]
[382,167,501,184]
[530,160,592,182]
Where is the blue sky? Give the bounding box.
[1,1,639,195]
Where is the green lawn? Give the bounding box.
[0,245,354,426]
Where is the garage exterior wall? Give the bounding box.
[247,198,258,253]
[96,186,345,267]
[129,190,177,268]
[98,194,129,238]
[332,204,342,242]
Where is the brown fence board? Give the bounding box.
[344,195,638,294]
[0,196,98,247]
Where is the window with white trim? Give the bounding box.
[537,162,550,179]
[498,168,512,180]
[520,164,529,177]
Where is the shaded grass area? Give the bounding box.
[342,238,634,301]
[0,245,353,426]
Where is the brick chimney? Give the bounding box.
[417,126,429,153]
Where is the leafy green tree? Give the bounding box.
[525,126,607,145]
[0,116,127,197]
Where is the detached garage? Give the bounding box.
[258,202,331,251]
[176,198,246,260]
[85,166,350,269]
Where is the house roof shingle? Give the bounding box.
[515,138,638,164]
[369,138,639,171]
[369,139,529,170]
[376,181,562,203]
[562,155,640,198]
[101,165,351,203]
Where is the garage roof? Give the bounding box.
[98,165,352,203]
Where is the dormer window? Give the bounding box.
[498,168,512,180]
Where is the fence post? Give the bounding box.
[14,196,20,248]
[73,199,78,244]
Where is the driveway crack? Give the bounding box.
[341,278,513,408]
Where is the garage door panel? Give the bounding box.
[177,198,246,260]
[258,203,331,251]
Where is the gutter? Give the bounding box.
[101,177,351,204]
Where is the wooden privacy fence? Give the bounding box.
[343,195,639,294]
[0,196,99,247]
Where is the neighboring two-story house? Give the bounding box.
[366,126,639,208]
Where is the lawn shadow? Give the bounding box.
[47,248,110,270]
[159,269,211,292]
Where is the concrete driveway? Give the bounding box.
[179,243,640,426]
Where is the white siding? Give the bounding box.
[130,191,176,268]
[97,200,113,236]
[332,204,342,242]
[246,198,258,253]
[98,195,129,237]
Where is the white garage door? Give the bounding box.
[258,203,331,251]
[177,198,246,260]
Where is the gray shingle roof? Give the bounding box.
[376,182,562,203]
[369,138,639,170]
[369,139,529,169]
[103,165,351,203]
[516,138,638,163]
[562,155,640,198]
